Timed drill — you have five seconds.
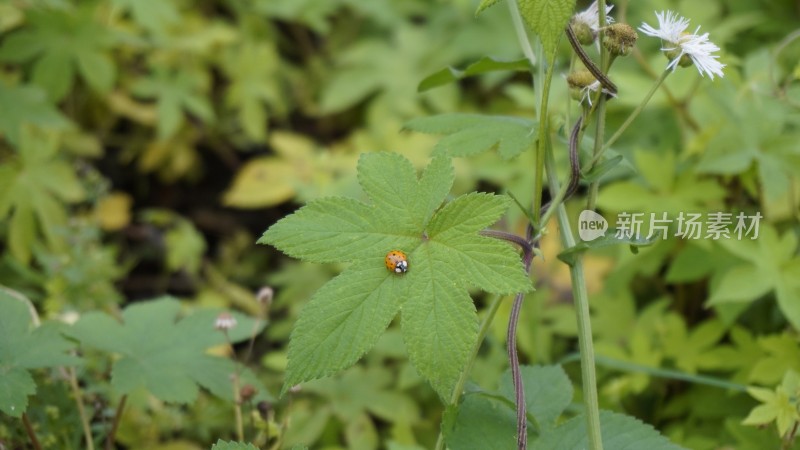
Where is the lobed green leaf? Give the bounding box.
[402,247,478,399]
[533,410,688,450]
[0,289,80,417]
[283,258,407,393]
[499,365,573,431]
[405,114,535,159]
[428,192,511,238]
[443,392,518,450]
[518,0,574,63]
[259,197,416,264]
[68,297,270,404]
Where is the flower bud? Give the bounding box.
[571,21,596,46]
[214,312,237,331]
[603,23,638,57]
[567,69,597,102]
[256,286,274,306]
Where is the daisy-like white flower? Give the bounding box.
[571,1,614,45]
[639,10,725,79]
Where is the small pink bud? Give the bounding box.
[214,312,237,331]
[256,286,274,305]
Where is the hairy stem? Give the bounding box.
[545,144,604,450]
[585,99,606,210]
[105,395,127,450]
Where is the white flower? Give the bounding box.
[581,81,617,106]
[639,10,725,79]
[573,0,614,32]
[214,312,237,331]
[571,1,615,45]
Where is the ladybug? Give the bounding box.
[385,250,409,274]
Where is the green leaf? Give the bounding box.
[0,6,116,100]
[499,365,573,431]
[581,155,624,183]
[533,410,688,450]
[743,371,800,436]
[444,392,518,450]
[517,0,574,62]
[0,127,83,263]
[404,114,536,159]
[133,66,214,139]
[67,297,269,404]
[304,366,419,424]
[0,83,71,145]
[710,225,800,328]
[0,288,80,417]
[418,57,529,92]
[282,259,406,393]
[402,247,478,398]
[707,265,773,305]
[475,0,504,16]
[259,197,418,264]
[111,0,179,33]
[210,440,260,450]
[261,153,531,397]
[222,42,285,141]
[164,219,207,275]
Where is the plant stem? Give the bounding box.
[67,367,95,450]
[507,0,536,68]
[233,371,244,441]
[544,145,604,450]
[105,394,127,450]
[588,69,671,168]
[434,294,505,450]
[223,329,246,441]
[585,95,607,211]
[558,353,749,392]
[22,413,42,450]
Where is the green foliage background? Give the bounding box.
[0,0,799,449]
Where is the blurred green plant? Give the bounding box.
[0,0,799,448]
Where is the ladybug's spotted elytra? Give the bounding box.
[385,250,409,274]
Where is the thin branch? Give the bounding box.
[104,395,127,450]
[22,413,42,450]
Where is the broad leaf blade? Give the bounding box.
[533,410,688,450]
[405,114,535,160]
[259,197,416,264]
[68,297,270,404]
[499,365,573,431]
[518,0,574,62]
[402,248,478,399]
[444,392,518,450]
[283,258,407,393]
[357,152,426,232]
[428,192,511,238]
[0,289,80,417]
[418,57,529,92]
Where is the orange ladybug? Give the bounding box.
[385,250,409,274]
